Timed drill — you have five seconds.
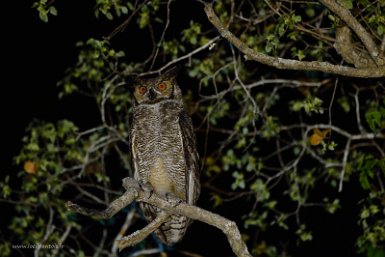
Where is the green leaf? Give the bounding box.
[297,50,305,61]
[296,225,313,242]
[251,179,270,201]
[367,247,385,257]
[338,96,351,113]
[292,15,302,23]
[127,2,134,11]
[361,207,370,219]
[326,199,340,214]
[39,11,48,22]
[210,193,223,208]
[343,0,353,9]
[2,184,11,198]
[105,12,113,20]
[231,171,245,190]
[0,243,11,256]
[366,110,382,131]
[305,8,315,18]
[139,9,150,29]
[378,25,384,36]
[49,6,57,16]
[121,6,128,15]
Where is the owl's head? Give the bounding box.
[131,66,182,105]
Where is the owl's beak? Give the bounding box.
[148,88,156,101]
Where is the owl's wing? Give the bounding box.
[131,126,140,182]
[179,110,200,205]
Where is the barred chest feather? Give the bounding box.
[132,100,186,200]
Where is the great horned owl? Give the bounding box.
[130,66,200,245]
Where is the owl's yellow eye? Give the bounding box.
[157,82,167,91]
[137,86,147,95]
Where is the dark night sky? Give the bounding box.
[4,0,103,167]
[2,1,364,257]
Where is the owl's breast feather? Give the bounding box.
[147,158,176,196]
[133,100,186,200]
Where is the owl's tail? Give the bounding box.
[140,203,189,245]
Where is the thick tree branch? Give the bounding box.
[67,190,137,219]
[201,3,385,78]
[67,177,252,257]
[334,25,383,68]
[318,0,380,60]
[117,212,170,250]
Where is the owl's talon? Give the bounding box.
[139,182,154,199]
[165,193,183,207]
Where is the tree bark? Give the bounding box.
[201,2,385,78]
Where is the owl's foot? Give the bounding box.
[139,182,154,199]
[165,193,183,207]
[122,178,153,198]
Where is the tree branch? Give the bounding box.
[67,177,252,257]
[105,0,147,41]
[67,190,137,219]
[334,25,383,67]
[111,208,135,254]
[117,212,170,250]
[318,0,380,60]
[135,36,220,76]
[201,2,385,78]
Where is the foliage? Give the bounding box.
[2,0,385,256]
[32,0,57,23]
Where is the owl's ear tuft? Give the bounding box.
[162,65,182,80]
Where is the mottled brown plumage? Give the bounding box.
[130,67,200,245]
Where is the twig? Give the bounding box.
[51,225,71,256]
[201,78,331,100]
[67,177,252,257]
[135,37,220,76]
[353,86,366,134]
[111,208,136,254]
[74,184,106,204]
[149,0,174,70]
[129,248,163,257]
[339,139,351,192]
[230,44,259,115]
[34,208,55,257]
[328,78,338,129]
[106,0,146,40]
[201,2,385,78]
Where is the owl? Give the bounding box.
[130,66,200,245]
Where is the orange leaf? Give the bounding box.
[309,128,330,145]
[24,161,38,174]
[309,133,323,145]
